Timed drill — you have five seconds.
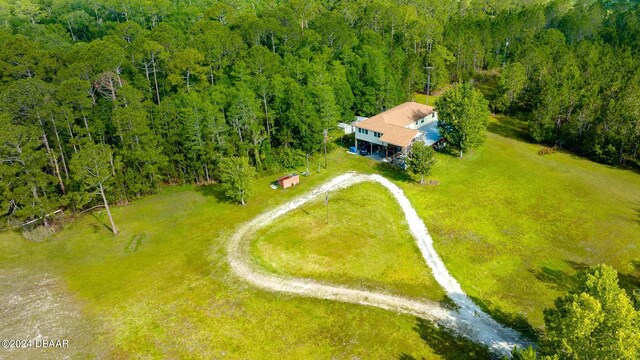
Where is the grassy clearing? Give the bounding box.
[413,92,440,107]
[251,181,447,301]
[399,114,640,333]
[0,116,639,357]
[0,149,457,359]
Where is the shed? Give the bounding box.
[337,122,354,134]
[277,174,300,189]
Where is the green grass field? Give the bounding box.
[403,115,640,333]
[1,114,639,358]
[251,181,447,301]
[413,92,440,106]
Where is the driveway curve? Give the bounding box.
[227,172,529,356]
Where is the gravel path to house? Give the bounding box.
[227,172,529,356]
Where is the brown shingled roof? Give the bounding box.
[379,127,420,147]
[356,102,435,147]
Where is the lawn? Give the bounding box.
[413,92,440,106]
[0,115,639,358]
[1,148,464,359]
[251,181,447,301]
[401,115,640,333]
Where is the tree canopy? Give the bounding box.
[511,264,640,360]
[407,142,436,185]
[436,82,490,157]
[218,157,255,205]
[0,0,639,225]
[542,265,640,359]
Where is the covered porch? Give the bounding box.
[355,138,408,162]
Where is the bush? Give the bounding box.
[538,145,558,155]
[268,148,306,170]
[22,225,55,242]
[510,346,539,360]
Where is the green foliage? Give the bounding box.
[218,157,255,205]
[69,142,113,195]
[436,83,490,157]
[267,147,306,170]
[542,265,640,359]
[69,142,119,233]
[406,142,436,184]
[1,121,640,357]
[0,114,57,226]
[511,345,539,360]
[493,62,527,113]
[0,0,639,224]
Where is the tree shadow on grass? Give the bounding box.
[437,145,464,159]
[195,183,234,203]
[398,353,423,360]
[487,114,531,143]
[333,133,354,150]
[531,260,640,298]
[618,271,640,295]
[528,266,576,292]
[628,260,640,295]
[375,162,414,183]
[468,296,540,342]
[90,212,113,233]
[297,206,327,224]
[567,260,640,295]
[401,318,494,360]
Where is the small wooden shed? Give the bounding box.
[277,174,300,189]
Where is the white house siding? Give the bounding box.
[338,123,354,134]
[354,111,439,151]
[355,127,385,146]
[412,113,438,129]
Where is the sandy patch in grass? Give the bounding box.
[0,268,105,359]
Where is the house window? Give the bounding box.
[358,127,368,134]
[374,132,382,138]
[432,113,435,118]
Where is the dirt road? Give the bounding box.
[227,172,528,356]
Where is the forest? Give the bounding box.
[0,0,639,227]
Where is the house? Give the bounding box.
[353,102,444,160]
[277,174,300,189]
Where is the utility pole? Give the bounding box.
[425,65,434,106]
[325,193,329,224]
[306,153,310,175]
[323,129,328,168]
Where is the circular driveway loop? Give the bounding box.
[227,172,529,356]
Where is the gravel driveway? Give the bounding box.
[227,172,529,356]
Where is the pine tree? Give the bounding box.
[70,143,119,234]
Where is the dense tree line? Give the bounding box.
[0,0,639,226]
[492,2,640,164]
